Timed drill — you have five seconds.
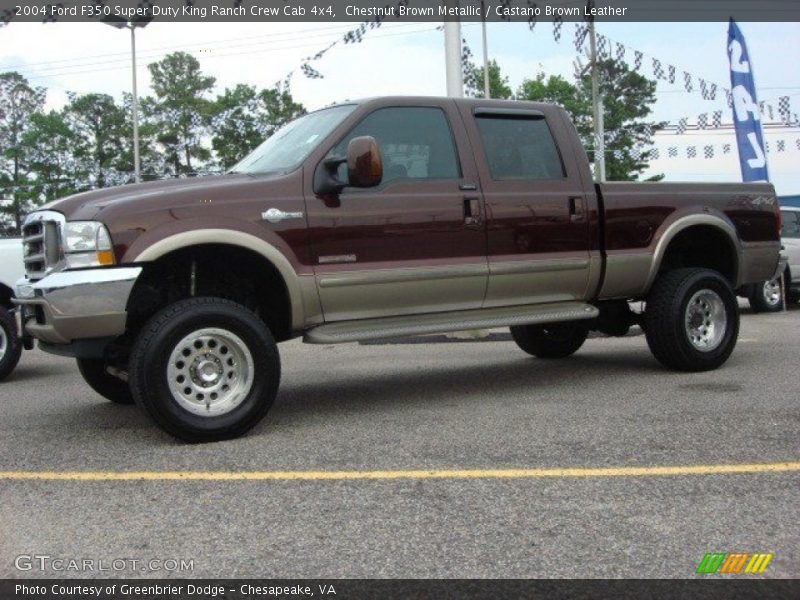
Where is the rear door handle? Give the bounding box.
[569,197,586,222]
[463,197,482,227]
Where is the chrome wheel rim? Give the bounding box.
[762,279,781,306]
[684,289,727,352]
[0,324,7,360]
[167,327,254,417]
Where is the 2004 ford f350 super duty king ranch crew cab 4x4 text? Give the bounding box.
[13,97,787,442]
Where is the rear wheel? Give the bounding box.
[645,268,739,372]
[129,297,280,443]
[510,322,588,359]
[748,279,784,313]
[0,306,23,382]
[77,358,134,404]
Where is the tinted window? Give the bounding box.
[331,107,460,184]
[475,115,565,180]
[782,210,800,238]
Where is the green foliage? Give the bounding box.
[464,59,513,100]
[64,92,131,188]
[144,51,216,176]
[211,83,306,170]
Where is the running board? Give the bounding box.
[303,302,599,345]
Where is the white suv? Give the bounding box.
[748,206,800,312]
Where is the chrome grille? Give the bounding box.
[22,212,64,281]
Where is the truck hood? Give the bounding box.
[41,173,281,221]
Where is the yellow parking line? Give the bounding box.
[0,462,798,482]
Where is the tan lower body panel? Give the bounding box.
[483,256,594,307]
[304,301,599,344]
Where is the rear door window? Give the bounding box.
[474,114,565,180]
[781,210,800,238]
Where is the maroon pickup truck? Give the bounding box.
[13,96,786,442]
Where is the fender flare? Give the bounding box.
[133,229,308,330]
[644,213,742,291]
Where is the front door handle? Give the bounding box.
[463,197,482,227]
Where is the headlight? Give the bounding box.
[63,221,116,268]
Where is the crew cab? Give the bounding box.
[13,97,786,442]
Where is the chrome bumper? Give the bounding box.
[12,267,142,345]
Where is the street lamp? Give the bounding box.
[102,16,151,183]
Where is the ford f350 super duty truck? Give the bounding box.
[13,97,786,442]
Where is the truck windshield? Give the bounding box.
[230,104,356,175]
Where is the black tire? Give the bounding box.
[129,297,280,443]
[510,322,588,359]
[76,357,134,404]
[748,279,784,313]
[0,306,23,382]
[645,268,739,372]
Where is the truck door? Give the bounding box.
[304,101,488,322]
[456,104,597,307]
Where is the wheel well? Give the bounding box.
[126,244,292,342]
[0,283,12,310]
[658,225,738,284]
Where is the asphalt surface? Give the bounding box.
[0,305,798,579]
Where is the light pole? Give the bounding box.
[481,1,490,98]
[103,16,151,183]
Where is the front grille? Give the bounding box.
[22,215,62,281]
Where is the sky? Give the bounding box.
[2,19,800,195]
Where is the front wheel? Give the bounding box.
[0,306,23,382]
[510,322,588,359]
[129,297,280,443]
[645,268,739,372]
[748,279,784,313]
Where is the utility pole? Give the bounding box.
[444,12,463,97]
[587,11,605,181]
[130,24,141,183]
[481,1,490,98]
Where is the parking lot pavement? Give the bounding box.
[0,307,798,578]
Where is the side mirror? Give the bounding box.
[347,136,382,188]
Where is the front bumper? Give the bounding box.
[12,267,142,345]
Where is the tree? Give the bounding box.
[21,110,85,204]
[211,82,305,170]
[518,60,662,181]
[144,52,216,176]
[464,59,513,100]
[65,92,131,188]
[0,72,46,233]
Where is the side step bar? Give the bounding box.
[304,302,599,345]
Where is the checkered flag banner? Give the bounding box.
[526,1,537,30]
[676,118,688,134]
[668,147,678,158]
[643,123,653,137]
[768,104,775,121]
[652,58,665,80]
[631,148,642,161]
[598,35,611,59]
[796,138,800,151]
[651,148,660,160]
[697,113,708,129]
[712,111,723,128]
[687,146,697,158]
[778,96,791,123]
[709,83,717,101]
[553,15,563,42]
[668,65,676,84]
[777,140,786,152]
[574,24,587,51]
[683,72,693,93]
[723,143,731,154]
[699,78,709,100]
[300,63,323,79]
[725,89,733,108]
[616,42,625,62]
[704,145,714,159]
[613,150,623,159]
[634,50,643,70]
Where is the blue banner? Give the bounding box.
[727,19,768,182]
